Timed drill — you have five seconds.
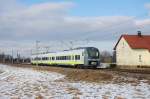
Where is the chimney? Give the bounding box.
[137,31,142,37]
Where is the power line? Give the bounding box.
[75,13,148,40]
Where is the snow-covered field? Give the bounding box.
[0,64,150,99]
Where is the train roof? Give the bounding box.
[32,47,98,55]
[58,47,98,52]
[74,47,98,50]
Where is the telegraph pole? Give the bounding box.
[69,41,73,50]
[45,46,50,53]
[12,49,13,64]
[17,50,20,64]
[2,52,5,63]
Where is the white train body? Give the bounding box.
[31,47,100,67]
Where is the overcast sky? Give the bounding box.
[0,0,150,57]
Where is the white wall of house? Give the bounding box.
[116,37,150,67]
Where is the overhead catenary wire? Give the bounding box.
[74,13,148,41]
[2,13,148,58]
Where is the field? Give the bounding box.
[0,64,150,99]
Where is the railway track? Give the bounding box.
[3,63,150,74]
[94,67,150,74]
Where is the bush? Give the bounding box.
[109,63,116,68]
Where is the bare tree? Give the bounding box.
[100,51,113,63]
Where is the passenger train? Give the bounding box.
[31,47,100,68]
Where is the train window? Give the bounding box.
[38,57,41,60]
[52,57,55,60]
[75,56,77,60]
[64,56,66,60]
[42,57,48,60]
[66,56,70,60]
[68,56,70,60]
[75,55,77,60]
[34,57,37,60]
[75,55,80,60]
[78,55,80,60]
[62,56,64,60]
[35,57,39,60]
[72,56,74,60]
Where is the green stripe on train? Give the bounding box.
[31,61,83,65]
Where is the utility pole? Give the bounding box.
[69,41,73,50]
[45,46,50,53]
[36,40,40,66]
[17,50,20,64]
[2,52,5,63]
[12,49,13,64]
[0,49,1,62]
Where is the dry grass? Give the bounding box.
[5,63,150,83]
[6,64,113,83]
[35,94,44,99]
[66,87,82,95]
[31,65,113,83]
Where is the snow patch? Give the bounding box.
[0,64,150,99]
[69,82,150,99]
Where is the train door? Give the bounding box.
[84,49,89,65]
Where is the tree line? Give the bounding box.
[0,50,116,64]
[0,53,30,64]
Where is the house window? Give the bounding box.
[139,55,142,62]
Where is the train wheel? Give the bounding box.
[93,66,97,69]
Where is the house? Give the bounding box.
[114,31,150,69]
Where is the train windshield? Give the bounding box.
[87,48,100,59]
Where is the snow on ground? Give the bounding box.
[0,64,150,99]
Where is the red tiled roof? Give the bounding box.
[114,34,150,51]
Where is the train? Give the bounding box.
[31,47,100,68]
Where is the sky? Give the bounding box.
[0,0,150,57]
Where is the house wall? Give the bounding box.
[116,37,150,68]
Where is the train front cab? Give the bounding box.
[85,47,100,67]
